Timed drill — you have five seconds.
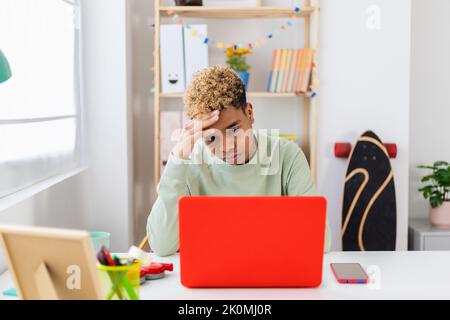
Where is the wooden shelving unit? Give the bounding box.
[153,0,320,188]
[159,6,316,18]
[159,92,305,98]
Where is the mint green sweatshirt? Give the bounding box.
[147,133,331,256]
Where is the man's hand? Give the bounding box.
[171,110,220,160]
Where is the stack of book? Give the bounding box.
[266,48,315,94]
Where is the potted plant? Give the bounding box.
[418,161,450,228]
[225,45,252,90]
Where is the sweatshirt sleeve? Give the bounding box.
[284,145,332,253]
[146,153,191,256]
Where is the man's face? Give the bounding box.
[198,103,255,164]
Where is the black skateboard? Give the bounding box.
[336,131,397,251]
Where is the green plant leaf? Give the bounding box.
[430,195,444,208]
[434,161,449,167]
[226,55,250,72]
[417,165,435,170]
[421,175,435,182]
[418,161,450,205]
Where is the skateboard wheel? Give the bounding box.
[335,142,397,159]
[334,143,352,158]
[384,143,397,159]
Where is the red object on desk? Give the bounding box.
[141,263,173,280]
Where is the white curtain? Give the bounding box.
[0,0,82,198]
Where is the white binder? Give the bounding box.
[183,25,209,86]
[160,25,186,93]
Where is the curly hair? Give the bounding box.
[183,65,247,119]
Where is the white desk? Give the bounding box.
[2,251,450,300]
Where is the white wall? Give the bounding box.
[79,0,134,251]
[129,0,155,244]
[131,0,412,251]
[409,0,450,220]
[317,0,411,250]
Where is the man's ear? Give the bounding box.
[245,103,255,125]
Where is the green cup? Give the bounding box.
[90,231,111,255]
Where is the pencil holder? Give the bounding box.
[97,261,142,300]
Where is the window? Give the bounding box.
[0,0,82,198]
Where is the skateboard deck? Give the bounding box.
[341,131,396,251]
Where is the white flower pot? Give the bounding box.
[429,201,450,229]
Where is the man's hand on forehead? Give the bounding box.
[171,110,220,160]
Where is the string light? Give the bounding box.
[164,6,302,51]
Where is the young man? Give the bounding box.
[147,65,331,256]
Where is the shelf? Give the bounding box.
[159,6,317,19]
[159,92,305,98]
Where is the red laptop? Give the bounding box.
[178,196,327,288]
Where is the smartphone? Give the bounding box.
[330,263,369,284]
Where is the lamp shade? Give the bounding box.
[0,49,12,84]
